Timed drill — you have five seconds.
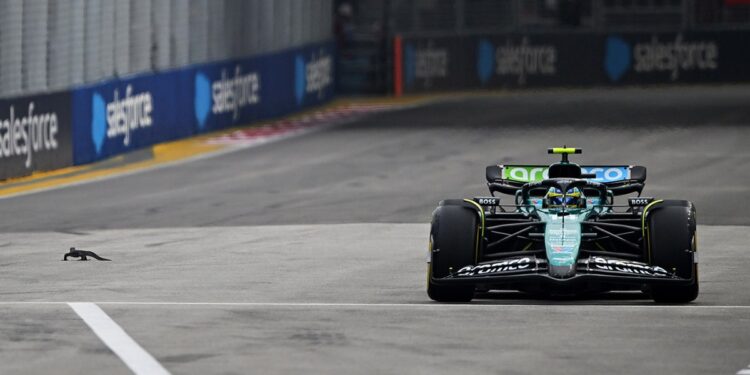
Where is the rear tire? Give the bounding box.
[647,200,698,303]
[427,204,478,302]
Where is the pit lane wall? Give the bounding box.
[394,31,750,94]
[0,41,334,179]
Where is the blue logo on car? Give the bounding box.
[194,72,211,130]
[604,36,631,82]
[91,93,107,154]
[581,166,630,182]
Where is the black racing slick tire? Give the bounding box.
[427,204,478,302]
[647,200,699,303]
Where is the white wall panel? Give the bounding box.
[0,0,334,98]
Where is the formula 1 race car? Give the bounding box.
[427,147,698,303]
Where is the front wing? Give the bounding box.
[431,255,696,289]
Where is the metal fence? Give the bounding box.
[0,0,333,98]
[385,0,750,35]
[336,0,750,94]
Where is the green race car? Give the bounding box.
[427,147,698,303]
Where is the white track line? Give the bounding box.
[89,302,750,309]
[738,366,750,375]
[69,303,170,375]
[1,301,748,309]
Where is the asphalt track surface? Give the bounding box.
[2,86,750,374]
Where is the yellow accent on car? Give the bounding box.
[546,191,581,198]
[474,226,481,263]
[551,147,577,154]
[641,199,664,262]
[426,263,432,288]
[463,199,485,237]
[692,232,698,266]
[463,199,485,263]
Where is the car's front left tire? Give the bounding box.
[427,204,478,302]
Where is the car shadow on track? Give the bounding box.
[468,290,659,305]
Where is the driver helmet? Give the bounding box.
[545,187,584,208]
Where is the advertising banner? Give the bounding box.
[399,36,472,92]
[602,31,750,85]
[400,33,603,93]
[73,41,335,165]
[193,42,334,132]
[0,91,72,180]
[72,71,193,165]
[473,33,603,88]
[398,31,750,93]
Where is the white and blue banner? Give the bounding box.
[72,41,334,164]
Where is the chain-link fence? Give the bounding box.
[0,0,333,98]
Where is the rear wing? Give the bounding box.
[486,165,646,196]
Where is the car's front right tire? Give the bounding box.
[646,200,699,303]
